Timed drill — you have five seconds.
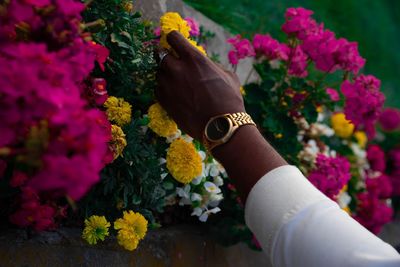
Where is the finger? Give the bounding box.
[167,31,199,58]
[156,47,181,72]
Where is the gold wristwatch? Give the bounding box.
[203,112,256,152]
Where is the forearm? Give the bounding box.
[212,125,287,201]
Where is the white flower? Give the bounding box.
[209,165,220,177]
[269,59,281,69]
[181,134,193,143]
[204,181,221,194]
[158,157,166,165]
[199,207,221,222]
[337,191,351,208]
[198,150,207,161]
[191,193,203,202]
[191,175,203,185]
[160,172,168,180]
[166,129,182,143]
[209,193,223,206]
[176,184,191,199]
[213,176,224,187]
[191,207,203,217]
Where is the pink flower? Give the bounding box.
[302,30,365,74]
[326,88,340,102]
[227,35,255,65]
[252,34,288,60]
[10,171,29,188]
[154,27,161,37]
[353,192,393,234]
[9,187,57,231]
[366,174,392,199]
[92,78,108,105]
[288,46,308,77]
[335,38,365,74]
[282,7,322,40]
[308,154,351,199]
[341,75,385,138]
[367,145,386,173]
[90,42,109,71]
[185,17,200,37]
[379,108,400,132]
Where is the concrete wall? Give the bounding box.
[134,0,257,84]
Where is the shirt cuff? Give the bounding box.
[244,165,329,256]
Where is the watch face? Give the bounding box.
[206,116,231,141]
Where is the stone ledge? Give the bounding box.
[0,226,270,267]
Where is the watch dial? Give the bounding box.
[207,117,230,141]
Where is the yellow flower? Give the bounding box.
[110,125,127,160]
[82,215,110,245]
[148,103,178,138]
[342,206,351,215]
[188,39,207,56]
[240,86,246,96]
[114,211,148,251]
[122,1,133,13]
[104,96,132,127]
[354,131,367,148]
[159,12,206,55]
[331,113,355,138]
[166,138,202,184]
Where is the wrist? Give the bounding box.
[211,125,287,201]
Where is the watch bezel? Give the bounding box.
[204,114,234,143]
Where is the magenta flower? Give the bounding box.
[308,154,351,199]
[302,30,365,74]
[366,174,392,199]
[227,35,255,65]
[379,108,400,132]
[90,42,109,72]
[252,34,289,60]
[282,7,322,40]
[341,75,385,138]
[288,46,308,77]
[353,192,393,234]
[326,88,340,102]
[154,26,161,37]
[185,17,200,37]
[367,145,386,173]
[389,149,400,196]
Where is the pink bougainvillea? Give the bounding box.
[341,75,385,138]
[308,154,351,199]
[227,35,255,65]
[0,0,112,231]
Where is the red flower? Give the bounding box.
[91,42,109,71]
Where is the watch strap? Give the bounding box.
[203,112,256,153]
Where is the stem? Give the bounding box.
[244,66,255,85]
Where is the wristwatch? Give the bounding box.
[203,112,256,152]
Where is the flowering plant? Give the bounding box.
[1,0,399,253]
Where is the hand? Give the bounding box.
[156,31,244,141]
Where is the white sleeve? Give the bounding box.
[245,165,400,267]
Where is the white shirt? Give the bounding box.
[245,165,400,267]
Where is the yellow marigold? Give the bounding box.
[82,215,110,245]
[104,96,132,127]
[240,86,246,96]
[188,39,207,56]
[148,103,178,138]
[114,211,148,251]
[354,131,367,148]
[160,12,190,50]
[159,12,206,55]
[122,1,133,13]
[166,138,202,184]
[110,125,127,160]
[331,112,355,138]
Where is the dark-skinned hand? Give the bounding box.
[156,31,244,141]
